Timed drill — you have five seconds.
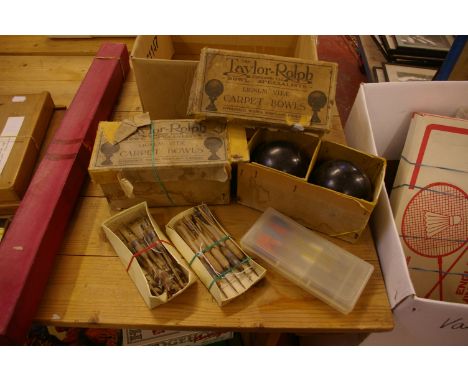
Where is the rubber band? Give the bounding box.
[0,134,40,152]
[150,122,175,205]
[126,239,174,272]
[400,155,468,175]
[408,267,467,277]
[208,267,232,290]
[188,235,231,266]
[206,257,252,290]
[240,255,252,265]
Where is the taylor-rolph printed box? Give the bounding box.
[188,48,337,132]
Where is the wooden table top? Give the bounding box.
[0,36,393,333]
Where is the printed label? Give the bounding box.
[193,49,336,129]
[12,96,26,102]
[94,120,228,168]
[0,116,24,174]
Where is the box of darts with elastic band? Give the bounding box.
[88,114,249,209]
[102,201,196,308]
[166,203,266,306]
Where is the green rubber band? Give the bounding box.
[240,255,251,265]
[188,235,232,266]
[203,235,231,252]
[151,122,175,205]
[188,236,250,291]
[208,267,232,290]
[189,251,202,266]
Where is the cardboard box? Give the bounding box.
[131,36,318,120]
[345,81,468,345]
[102,202,196,309]
[237,129,386,243]
[166,204,266,306]
[123,328,233,346]
[0,92,54,205]
[389,113,468,305]
[89,118,249,209]
[187,48,337,132]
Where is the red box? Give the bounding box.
[0,43,129,344]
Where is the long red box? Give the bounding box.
[0,43,129,344]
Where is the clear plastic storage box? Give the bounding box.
[240,208,374,314]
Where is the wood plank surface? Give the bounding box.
[37,200,391,332]
[0,36,393,334]
[0,55,136,82]
[0,36,135,56]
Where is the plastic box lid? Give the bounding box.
[240,208,374,314]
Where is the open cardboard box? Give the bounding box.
[237,129,386,243]
[131,36,318,120]
[345,81,468,345]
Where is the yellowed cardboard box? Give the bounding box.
[102,202,196,309]
[237,129,386,243]
[89,118,249,209]
[166,205,266,306]
[390,112,468,304]
[187,48,337,132]
[0,92,54,204]
[131,36,318,120]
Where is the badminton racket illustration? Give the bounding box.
[400,123,468,301]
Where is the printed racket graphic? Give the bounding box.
[400,123,468,301]
[401,182,468,300]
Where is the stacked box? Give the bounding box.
[131,36,383,243]
[389,112,468,305]
[187,48,337,132]
[0,92,54,214]
[89,118,249,209]
[131,36,319,120]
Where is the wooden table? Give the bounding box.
[0,36,393,340]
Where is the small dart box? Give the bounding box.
[166,205,266,306]
[102,202,196,309]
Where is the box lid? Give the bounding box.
[187,48,337,133]
[89,119,248,184]
[240,207,374,314]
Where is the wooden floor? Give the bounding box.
[0,36,393,344]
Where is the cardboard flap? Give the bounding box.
[370,189,416,307]
[111,113,151,144]
[134,59,198,119]
[361,82,468,159]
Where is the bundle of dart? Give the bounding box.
[166,204,266,306]
[117,216,190,299]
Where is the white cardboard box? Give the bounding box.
[345,81,468,345]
